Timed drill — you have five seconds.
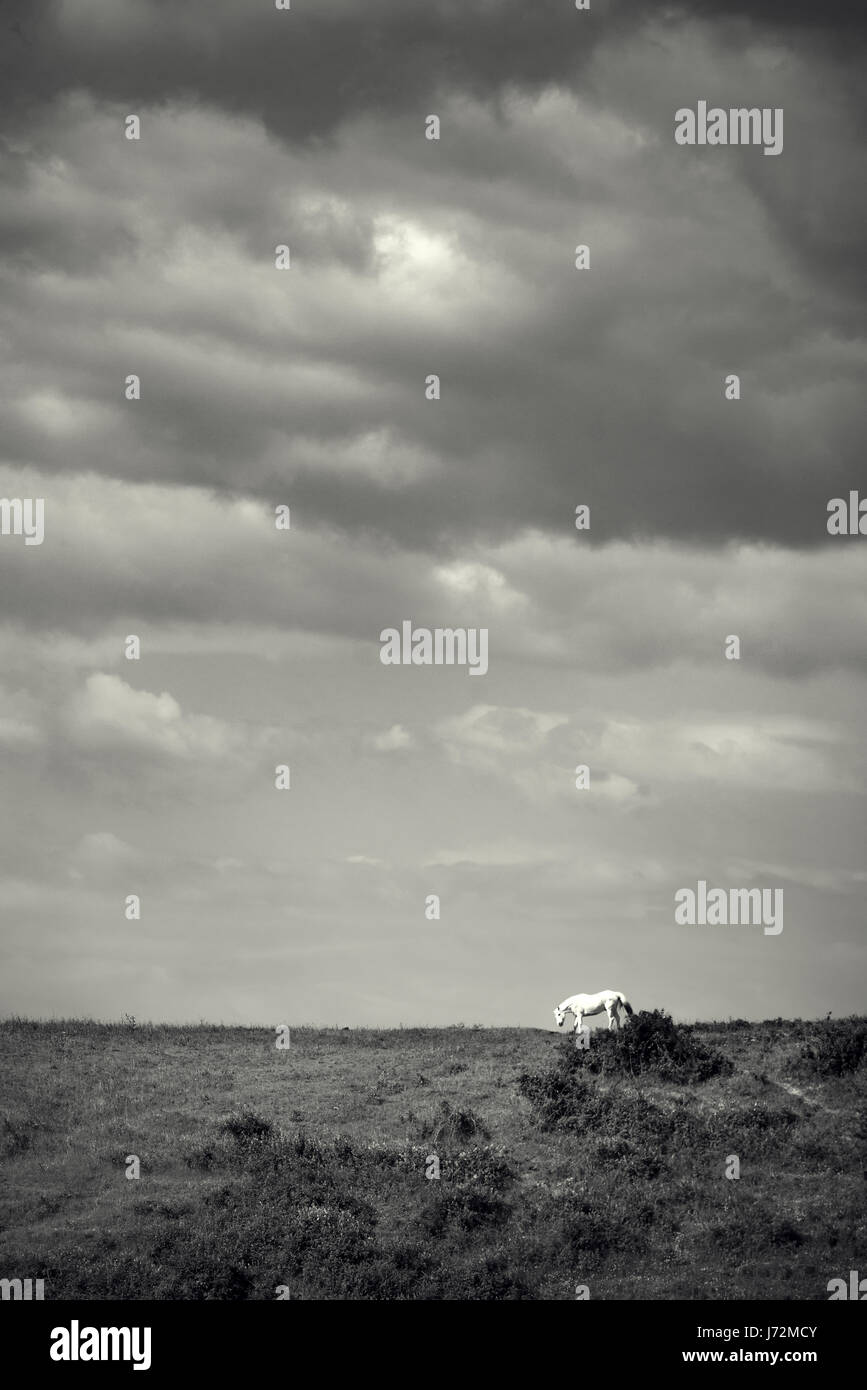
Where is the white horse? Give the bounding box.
[554,989,633,1033]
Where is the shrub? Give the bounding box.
[421,1184,512,1235]
[517,1059,610,1132]
[535,1183,650,1260]
[797,1018,867,1077]
[445,1146,515,1190]
[220,1110,274,1148]
[421,1101,489,1147]
[573,1010,733,1083]
[517,1026,728,1137]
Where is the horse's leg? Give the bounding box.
[573,1012,584,1034]
[607,1004,619,1031]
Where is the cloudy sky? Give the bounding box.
[0,0,864,1026]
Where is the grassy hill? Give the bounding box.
[1,1014,865,1300]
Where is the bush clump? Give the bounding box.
[220,1110,274,1148]
[572,1010,733,1083]
[797,1018,867,1077]
[517,1058,612,1132]
[421,1100,489,1147]
[517,1014,732,1132]
[421,1185,512,1235]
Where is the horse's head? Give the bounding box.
[553,1004,566,1028]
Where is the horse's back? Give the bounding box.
[570,990,606,1009]
[562,988,626,1010]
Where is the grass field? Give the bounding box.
[1,1015,865,1300]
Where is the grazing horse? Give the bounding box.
[554,989,633,1034]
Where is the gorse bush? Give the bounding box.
[517,1060,611,1132]
[797,1018,867,1077]
[221,1110,274,1148]
[421,1185,512,1236]
[444,1146,514,1190]
[517,1055,705,1147]
[518,1015,733,1138]
[571,1010,733,1083]
[420,1100,490,1147]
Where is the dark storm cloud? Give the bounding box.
[1,0,864,552]
[0,0,612,140]
[2,106,863,553]
[2,0,865,142]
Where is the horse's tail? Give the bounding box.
[618,993,633,1016]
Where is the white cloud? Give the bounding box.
[595,716,858,794]
[368,723,413,752]
[435,703,567,765]
[68,831,139,882]
[66,673,244,759]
